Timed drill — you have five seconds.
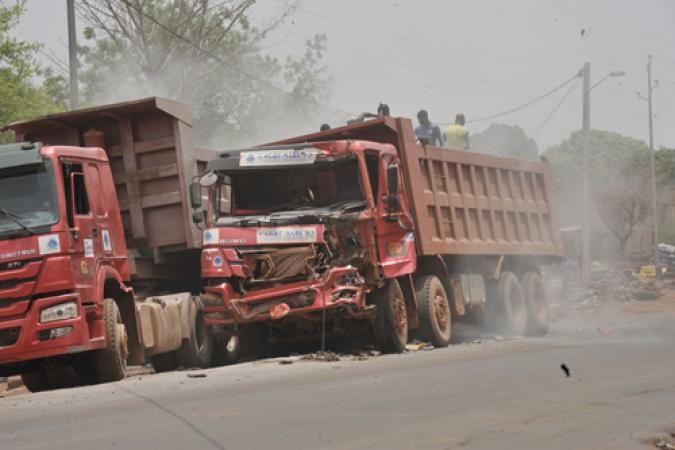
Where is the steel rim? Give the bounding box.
[392,295,407,337]
[434,293,450,333]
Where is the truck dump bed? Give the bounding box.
[5,98,218,279]
[272,117,563,258]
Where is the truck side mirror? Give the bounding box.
[189,182,202,209]
[387,165,399,195]
[192,210,205,225]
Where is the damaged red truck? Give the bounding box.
[194,116,563,356]
[0,98,215,390]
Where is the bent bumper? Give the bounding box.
[202,266,371,326]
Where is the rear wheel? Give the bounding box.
[150,352,178,373]
[372,279,408,353]
[415,275,451,347]
[175,299,213,369]
[489,272,527,336]
[94,299,128,383]
[521,272,549,336]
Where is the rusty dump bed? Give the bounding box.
[272,117,563,257]
[4,97,217,254]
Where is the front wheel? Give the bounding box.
[212,334,240,366]
[372,279,408,353]
[94,299,129,383]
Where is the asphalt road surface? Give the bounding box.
[1,300,674,450]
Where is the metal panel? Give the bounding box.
[3,97,214,254]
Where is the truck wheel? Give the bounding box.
[372,279,408,353]
[21,372,49,393]
[175,301,213,369]
[415,275,451,347]
[212,335,240,366]
[94,299,129,383]
[521,272,549,336]
[45,366,79,389]
[150,352,178,373]
[490,272,527,336]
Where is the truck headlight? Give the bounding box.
[40,302,78,323]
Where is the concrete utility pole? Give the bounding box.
[581,62,591,284]
[638,55,660,276]
[67,0,79,110]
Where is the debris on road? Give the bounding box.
[300,351,340,362]
[560,363,570,377]
[187,373,207,378]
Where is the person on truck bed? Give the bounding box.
[414,110,443,146]
[444,113,470,150]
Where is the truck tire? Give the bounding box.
[372,279,408,353]
[212,335,240,366]
[150,352,178,373]
[489,272,527,336]
[521,272,549,336]
[21,372,49,393]
[94,299,129,383]
[175,300,213,369]
[414,275,451,347]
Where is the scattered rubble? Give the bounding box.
[300,351,340,362]
[571,268,663,312]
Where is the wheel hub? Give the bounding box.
[434,294,449,330]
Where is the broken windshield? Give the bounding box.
[0,160,59,235]
[222,158,365,216]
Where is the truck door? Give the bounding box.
[61,160,97,299]
[375,154,416,278]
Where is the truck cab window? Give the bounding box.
[73,173,90,215]
[365,153,379,200]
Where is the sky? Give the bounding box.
[13,0,675,151]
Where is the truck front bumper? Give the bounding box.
[202,266,372,326]
[0,293,99,367]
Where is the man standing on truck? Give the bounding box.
[414,110,443,146]
[444,113,470,150]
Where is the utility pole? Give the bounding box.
[644,55,660,276]
[581,62,591,284]
[67,0,79,110]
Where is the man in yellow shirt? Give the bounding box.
[444,113,470,150]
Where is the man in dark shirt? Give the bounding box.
[414,110,443,146]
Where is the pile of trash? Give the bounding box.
[571,268,662,312]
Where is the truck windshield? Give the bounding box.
[225,158,365,215]
[0,161,59,234]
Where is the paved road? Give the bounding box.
[1,302,674,450]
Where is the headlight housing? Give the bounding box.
[40,302,78,323]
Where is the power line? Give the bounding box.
[532,77,581,138]
[114,0,352,118]
[465,73,580,124]
[263,17,565,90]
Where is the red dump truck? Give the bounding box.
[1,98,216,390]
[193,116,562,356]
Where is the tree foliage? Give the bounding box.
[471,123,538,160]
[0,1,66,140]
[545,129,651,257]
[77,0,333,146]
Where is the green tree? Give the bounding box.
[471,123,538,160]
[545,130,651,258]
[77,0,333,146]
[0,1,66,140]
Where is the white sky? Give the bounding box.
[14,0,675,150]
